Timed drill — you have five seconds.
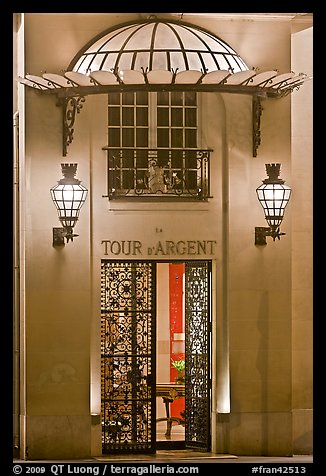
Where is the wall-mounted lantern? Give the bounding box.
[255,163,291,246]
[50,163,88,246]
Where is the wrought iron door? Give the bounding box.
[185,260,212,451]
[101,261,156,453]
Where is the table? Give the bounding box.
[156,383,185,438]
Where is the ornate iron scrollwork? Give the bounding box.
[107,148,212,200]
[60,96,86,156]
[185,261,211,451]
[101,261,156,454]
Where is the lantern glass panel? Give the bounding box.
[256,183,291,228]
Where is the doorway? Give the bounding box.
[100,260,212,454]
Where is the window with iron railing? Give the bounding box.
[104,91,212,200]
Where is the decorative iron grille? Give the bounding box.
[101,261,156,453]
[185,261,211,451]
[105,148,212,200]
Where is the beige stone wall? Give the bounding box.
[18,13,313,458]
[291,25,313,455]
[222,88,293,455]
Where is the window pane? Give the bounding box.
[157,128,169,147]
[185,129,197,148]
[157,108,169,126]
[157,91,169,105]
[122,154,134,168]
[171,108,183,126]
[108,107,120,126]
[108,128,120,147]
[185,92,197,106]
[122,128,134,146]
[186,170,197,188]
[108,93,120,105]
[136,92,148,105]
[122,108,134,126]
[122,92,134,105]
[187,151,197,168]
[157,149,170,163]
[171,92,183,105]
[171,128,183,148]
[171,156,183,169]
[136,108,148,126]
[136,128,148,147]
[185,108,196,127]
[122,170,134,189]
[136,150,148,168]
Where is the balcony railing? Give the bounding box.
[104,148,212,200]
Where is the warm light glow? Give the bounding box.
[51,183,88,228]
[256,183,291,228]
[256,163,291,230]
[50,163,88,233]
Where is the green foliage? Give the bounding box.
[171,359,185,373]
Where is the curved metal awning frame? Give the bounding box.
[19,68,310,158]
[20,68,308,99]
[18,17,311,157]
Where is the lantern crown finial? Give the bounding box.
[61,163,77,178]
[263,163,285,184]
[59,163,80,184]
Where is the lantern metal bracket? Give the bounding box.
[57,96,86,157]
[53,227,79,246]
[253,95,263,157]
[255,226,285,246]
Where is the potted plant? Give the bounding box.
[171,359,185,384]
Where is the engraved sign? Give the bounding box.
[101,240,217,256]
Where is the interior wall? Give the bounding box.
[156,263,170,419]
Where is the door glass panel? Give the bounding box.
[185,260,211,451]
[101,261,156,454]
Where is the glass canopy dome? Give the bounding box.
[69,18,249,75]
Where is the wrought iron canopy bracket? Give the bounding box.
[22,69,310,158]
[57,95,86,157]
[252,95,263,157]
[57,88,266,158]
[38,83,299,158]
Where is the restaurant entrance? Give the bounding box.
[100,260,212,454]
